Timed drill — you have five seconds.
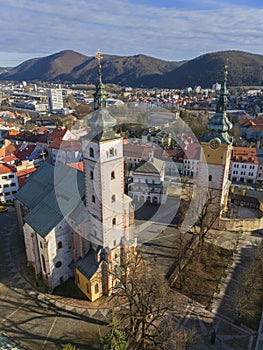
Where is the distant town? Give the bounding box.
[0,56,263,350]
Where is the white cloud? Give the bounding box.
[0,0,263,66]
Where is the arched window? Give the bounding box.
[112,218,116,226]
[115,253,118,259]
[90,170,94,180]
[57,241,63,249]
[92,195,96,203]
[89,147,94,158]
[111,171,115,180]
[112,194,116,203]
[209,175,212,182]
[95,283,99,294]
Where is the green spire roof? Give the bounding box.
[201,66,232,144]
[86,50,119,141]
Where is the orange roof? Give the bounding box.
[1,155,19,163]
[0,143,19,158]
[67,162,84,172]
[6,129,20,136]
[0,163,17,174]
[232,147,259,164]
[17,167,37,177]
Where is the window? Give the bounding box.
[95,283,99,294]
[111,171,115,180]
[89,147,94,158]
[112,194,116,203]
[90,170,94,180]
[9,174,14,179]
[41,255,46,273]
[40,242,43,249]
[75,273,80,284]
[109,147,115,157]
[57,241,63,249]
[112,218,116,226]
[209,175,212,182]
[2,176,7,180]
[11,183,16,187]
[114,240,116,246]
[92,195,96,203]
[55,261,62,268]
[86,284,90,294]
[115,253,118,259]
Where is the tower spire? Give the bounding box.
[93,49,108,111]
[201,65,232,144]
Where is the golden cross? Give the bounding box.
[96,49,103,65]
[224,65,228,77]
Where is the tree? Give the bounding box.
[100,314,129,350]
[112,254,177,350]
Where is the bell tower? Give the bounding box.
[199,66,233,211]
[76,50,135,301]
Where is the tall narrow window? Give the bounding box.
[92,195,96,203]
[57,241,63,249]
[209,175,212,182]
[90,170,94,180]
[89,147,94,158]
[112,194,116,203]
[112,218,116,226]
[111,171,115,180]
[95,283,99,294]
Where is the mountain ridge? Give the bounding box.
[1,49,263,88]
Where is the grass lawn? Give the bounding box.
[174,242,233,308]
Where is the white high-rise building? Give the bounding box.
[46,88,63,112]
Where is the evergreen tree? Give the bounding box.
[100,315,129,350]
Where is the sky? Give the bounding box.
[0,0,263,66]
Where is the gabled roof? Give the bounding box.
[134,157,164,174]
[15,162,85,237]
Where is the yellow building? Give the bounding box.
[199,67,233,212]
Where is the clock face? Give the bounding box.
[210,138,220,149]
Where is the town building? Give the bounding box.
[230,147,259,184]
[128,153,167,205]
[0,163,18,202]
[46,88,63,112]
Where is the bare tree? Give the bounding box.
[112,253,178,349]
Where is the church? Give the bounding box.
[15,51,136,302]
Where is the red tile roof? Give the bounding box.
[17,167,37,188]
[67,162,84,172]
[232,147,259,164]
[0,163,17,174]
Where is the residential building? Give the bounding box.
[183,143,201,177]
[230,147,259,184]
[128,155,167,205]
[46,88,63,112]
[0,163,18,202]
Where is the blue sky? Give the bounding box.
[0,0,263,66]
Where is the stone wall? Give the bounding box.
[219,217,263,231]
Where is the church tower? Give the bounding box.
[73,50,135,302]
[199,66,233,212]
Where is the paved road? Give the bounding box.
[0,208,108,350]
